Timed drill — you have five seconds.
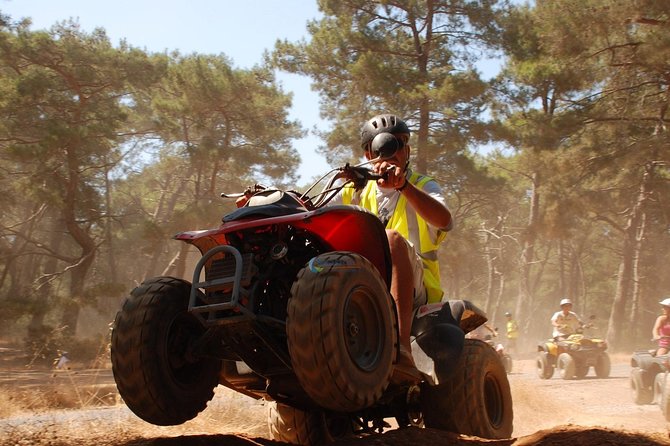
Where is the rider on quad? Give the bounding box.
[551,298,583,341]
[110,112,515,442]
[332,113,453,383]
[652,297,670,356]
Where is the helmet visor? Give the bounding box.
[367,132,407,159]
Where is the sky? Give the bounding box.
[0,0,331,185]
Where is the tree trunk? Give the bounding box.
[607,163,652,351]
[628,210,646,343]
[60,251,95,337]
[482,224,495,316]
[104,163,118,284]
[143,171,191,280]
[59,145,97,337]
[28,219,64,336]
[481,217,504,318]
[558,239,566,298]
[172,242,192,281]
[515,172,540,336]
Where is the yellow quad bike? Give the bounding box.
[536,324,610,380]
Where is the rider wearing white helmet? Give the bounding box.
[551,298,583,340]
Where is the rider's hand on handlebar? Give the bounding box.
[233,185,261,208]
[235,195,249,208]
[373,160,406,190]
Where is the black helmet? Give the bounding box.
[360,114,410,151]
[505,312,511,317]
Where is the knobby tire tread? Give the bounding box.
[111,276,219,426]
[427,339,513,439]
[267,401,330,445]
[287,252,395,413]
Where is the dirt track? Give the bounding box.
[1,355,670,445]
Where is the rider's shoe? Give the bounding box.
[391,345,422,385]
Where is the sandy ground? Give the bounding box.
[1,353,670,445]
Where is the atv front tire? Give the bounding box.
[267,401,353,446]
[594,352,611,378]
[654,372,665,404]
[557,353,576,380]
[287,252,396,412]
[422,339,513,439]
[502,354,513,374]
[536,352,554,379]
[630,367,653,405]
[661,374,670,421]
[111,276,220,425]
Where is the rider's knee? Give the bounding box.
[386,230,409,256]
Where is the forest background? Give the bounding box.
[1,0,669,362]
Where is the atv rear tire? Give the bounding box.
[594,352,611,378]
[661,374,670,420]
[557,353,576,380]
[630,367,653,405]
[267,401,353,445]
[111,276,220,425]
[654,372,665,404]
[422,339,513,439]
[536,352,554,379]
[502,354,513,374]
[287,252,396,412]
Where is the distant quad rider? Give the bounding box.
[551,298,583,341]
[652,297,670,356]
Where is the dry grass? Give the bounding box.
[0,386,269,446]
[0,377,119,418]
[0,334,267,441]
[0,334,118,420]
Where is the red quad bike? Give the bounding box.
[110,157,513,444]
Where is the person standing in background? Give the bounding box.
[505,312,519,355]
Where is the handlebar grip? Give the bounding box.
[366,171,385,181]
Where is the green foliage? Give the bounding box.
[0,17,303,338]
[152,54,302,180]
[270,0,508,166]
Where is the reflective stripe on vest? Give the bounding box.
[341,172,446,303]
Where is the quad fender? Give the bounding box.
[631,350,669,375]
[175,205,392,288]
[538,339,557,355]
[411,300,487,375]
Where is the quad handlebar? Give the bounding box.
[222,160,389,211]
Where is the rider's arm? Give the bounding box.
[653,315,664,340]
[374,162,452,230]
[398,180,452,230]
[551,313,561,327]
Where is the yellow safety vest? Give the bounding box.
[506,320,519,339]
[342,171,447,303]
